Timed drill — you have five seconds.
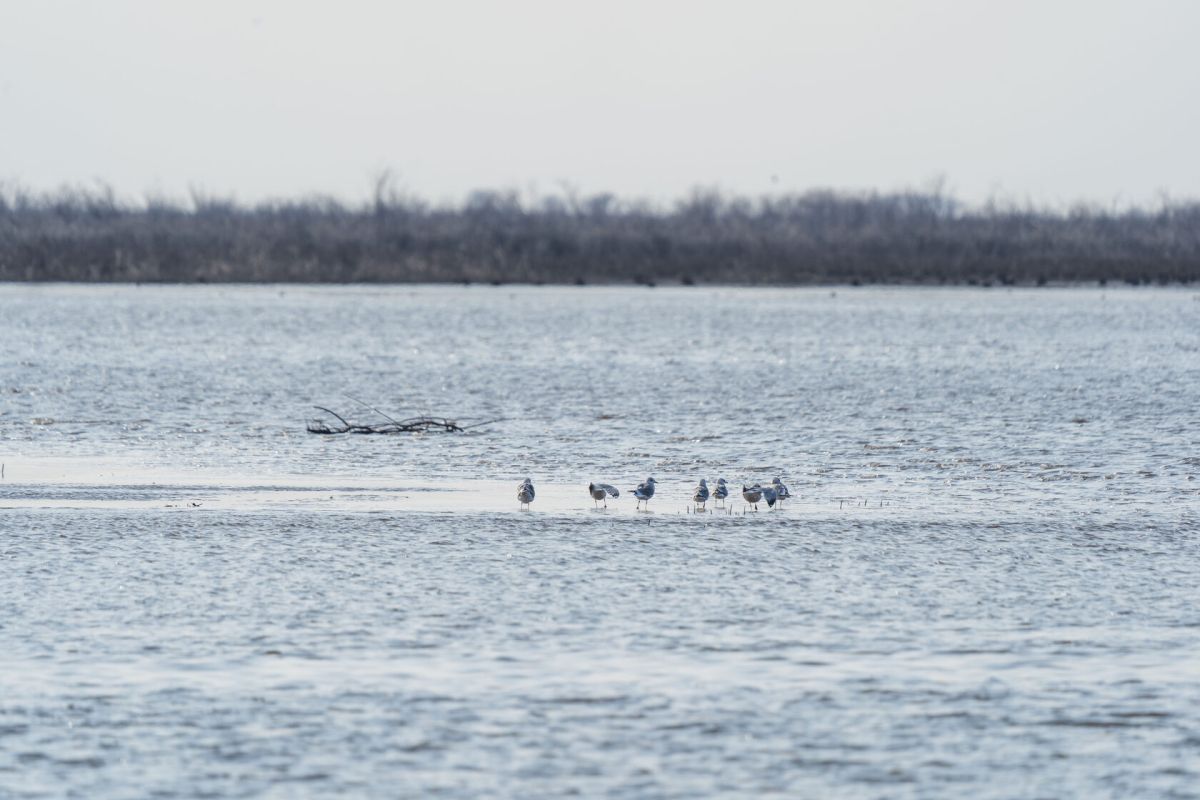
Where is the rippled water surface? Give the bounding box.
[2,285,1198,798]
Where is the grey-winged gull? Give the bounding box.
[588,482,619,508]
[517,478,535,510]
[632,477,657,510]
[742,483,763,511]
[762,485,778,509]
[772,477,790,507]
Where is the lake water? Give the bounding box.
[1,285,1198,798]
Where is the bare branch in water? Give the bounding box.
[306,404,498,435]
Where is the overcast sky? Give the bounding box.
[2,0,1198,207]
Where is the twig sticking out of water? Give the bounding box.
[343,394,405,428]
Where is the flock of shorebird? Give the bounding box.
[516,476,791,511]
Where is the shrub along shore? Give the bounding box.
[2,185,1197,285]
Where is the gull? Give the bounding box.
[772,477,790,507]
[742,483,763,511]
[632,477,657,510]
[692,478,710,510]
[517,478,535,510]
[762,485,778,510]
[713,478,729,507]
[588,482,619,508]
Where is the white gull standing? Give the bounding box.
[692,478,710,511]
[772,477,790,507]
[632,477,657,510]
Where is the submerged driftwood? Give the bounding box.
[306,402,501,435]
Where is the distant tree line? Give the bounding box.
[1,181,1198,285]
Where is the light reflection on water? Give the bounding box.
[1,285,1198,797]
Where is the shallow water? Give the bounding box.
[1,285,1198,798]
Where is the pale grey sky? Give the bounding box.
[2,0,1197,207]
